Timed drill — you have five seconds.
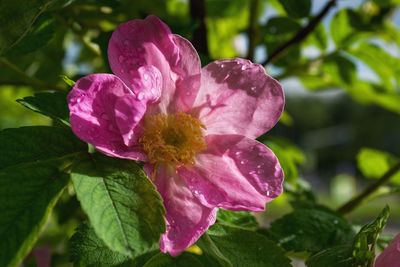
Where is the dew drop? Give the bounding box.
[235,151,242,156]
[240,160,248,164]
[76,97,82,103]
[220,64,225,68]
[143,73,150,81]
[118,55,124,63]
[241,65,247,70]
[137,92,144,100]
[249,170,257,175]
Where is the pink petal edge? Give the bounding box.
[108,16,201,114]
[375,233,400,267]
[145,165,217,256]
[193,58,284,139]
[178,134,284,211]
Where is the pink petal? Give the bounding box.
[375,233,400,267]
[108,16,201,113]
[114,95,146,146]
[178,135,284,211]
[193,58,284,139]
[68,74,146,161]
[147,165,217,256]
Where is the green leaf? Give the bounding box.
[216,210,258,231]
[60,75,76,87]
[330,9,370,47]
[0,126,87,267]
[69,222,131,267]
[7,14,55,55]
[357,148,400,184]
[306,206,391,267]
[0,126,86,169]
[17,91,70,126]
[199,225,291,267]
[306,245,354,267]
[352,205,390,266]
[71,154,166,257]
[268,209,354,253]
[263,17,301,66]
[308,24,328,50]
[143,252,206,267]
[278,0,311,19]
[0,0,55,55]
[349,43,400,92]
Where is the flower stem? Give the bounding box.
[0,58,64,91]
[337,161,400,215]
[246,0,259,61]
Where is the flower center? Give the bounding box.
[139,112,206,166]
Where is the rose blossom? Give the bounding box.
[68,15,285,256]
[375,233,400,267]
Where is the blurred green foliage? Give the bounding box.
[1,0,400,266]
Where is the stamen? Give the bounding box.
[139,112,206,166]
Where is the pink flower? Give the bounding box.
[68,15,284,256]
[375,233,400,267]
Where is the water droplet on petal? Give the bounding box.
[137,92,144,100]
[143,73,149,81]
[118,55,124,63]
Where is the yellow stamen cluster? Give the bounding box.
[139,112,206,166]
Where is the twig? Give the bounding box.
[337,162,400,215]
[189,0,209,57]
[262,0,337,65]
[0,58,64,91]
[247,0,259,61]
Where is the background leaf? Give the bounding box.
[143,252,206,267]
[17,91,70,125]
[69,222,131,267]
[268,208,354,253]
[357,148,400,184]
[0,0,55,55]
[0,126,86,267]
[198,225,291,267]
[278,0,311,19]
